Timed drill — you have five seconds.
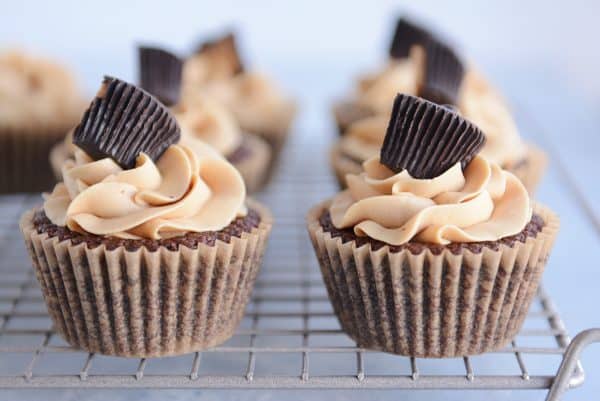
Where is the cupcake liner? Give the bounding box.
[509,143,548,195]
[20,200,272,357]
[330,143,363,189]
[332,101,376,136]
[233,133,272,194]
[307,200,559,358]
[0,124,71,193]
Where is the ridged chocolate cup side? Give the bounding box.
[20,200,272,357]
[381,94,485,179]
[231,133,272,194]
[306,200,559,358]
[420,40,465,105]
[0,124,73,193]
[138,46,183,107]
[73,76,181,169]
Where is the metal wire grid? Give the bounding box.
[0,135,588,399]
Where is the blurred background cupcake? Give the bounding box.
[0,50,86,193]
[50,45,273,193]
[331,17,547,194]
[182,32,297,175]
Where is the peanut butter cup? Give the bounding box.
[380,94,485,178]
[138,46,183,106]
[73,76,180,169]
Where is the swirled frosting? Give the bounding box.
[355,46,424,114]
[0,51,84,128]
[183,51,295,134]
[173,95,242,157]
[339,115,389,162]
[351,52,526,167]
[330,155,531,245]
[44,144,247,239]
[459,69,526,166]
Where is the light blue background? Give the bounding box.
[1,1,600,400]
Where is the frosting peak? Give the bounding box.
[356,46,424,114]
[330,155,531,245]
[0,51,84,127]
[174,96,242,157]
[44,144,246,239]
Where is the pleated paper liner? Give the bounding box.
[231,133,272,194]
[20,200,272,358]
[329,142,363,189]
[332,101,377,136]
[508,143,548,196]
[0,123,74,194]
[307,200,559,358]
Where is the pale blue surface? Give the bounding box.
[1,1,600,400]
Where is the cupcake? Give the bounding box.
[182,32,296,174]
[331,18,547,194]
[50,47,272,194]
[22,76,272,357]
[310,94,559,358]
[0,50,85,193]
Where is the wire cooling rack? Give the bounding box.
[0,132,598,401]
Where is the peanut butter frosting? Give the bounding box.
[339,115,388,162]
[355,46,424,114]
[44,144,247,240]
[330,154,531,245]
[459,69,527,166]
[173,95,242,157]
[350,55,526,167]
[183,52,295,134]
[0,51,84,128]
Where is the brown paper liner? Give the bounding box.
[306,200,559,358]
[20,200,272,357]
[330,143,362,189]
[233,133,272,194]
[0,124,71,193]
[51,133,272,194]
[509,143,548,195]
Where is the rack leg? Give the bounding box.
[546,328,600,401]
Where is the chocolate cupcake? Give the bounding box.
[182,32,296,176]
[310,94,559,357]
[331,17,547,194]
[21,77,272,357]
[0,50,85,193]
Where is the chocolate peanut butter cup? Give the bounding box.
[73,76,181,169]
[380,94,485,178]
[389,17,431,59]
[138,46,183,106]
[196,32,243,75]
[419,39,465,105]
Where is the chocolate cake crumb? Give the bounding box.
[33,209,261,252]
[319,210,544,255]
